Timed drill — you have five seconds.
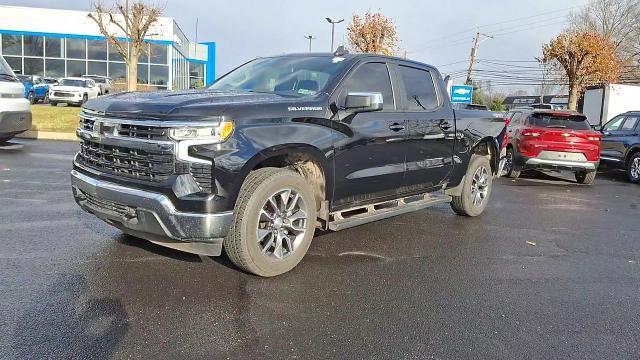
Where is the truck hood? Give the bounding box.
[83,89,311,119]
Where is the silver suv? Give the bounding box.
[81,75,112,95]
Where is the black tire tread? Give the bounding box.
[576,171,596,185]
[450,155,492,217]
[627,153,640,184]
[225,167,308,276]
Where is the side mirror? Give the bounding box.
[592,125,602,131]
[345,92,383,113]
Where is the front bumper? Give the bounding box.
[50,93,82,104]
[71,169,233,256]
[0,110,32,136]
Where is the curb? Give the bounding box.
[17,130,78,141]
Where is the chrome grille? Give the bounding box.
[77,139,175,182]
[118,123,170,141]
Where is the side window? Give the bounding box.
[341,62,394,110]
[621,117,638,131]
[398,65,439,111]
[604,116,625,131]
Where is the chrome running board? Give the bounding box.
[328,193,452,231]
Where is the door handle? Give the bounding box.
[389,123,405,132]
[438,121,453,131]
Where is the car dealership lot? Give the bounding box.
[1,139,639,359]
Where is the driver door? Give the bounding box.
[331,61,408,210]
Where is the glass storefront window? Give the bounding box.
[149,43,167,64]
[138,43,149,63]
[45,37,63,58]
[150,65,168,85]
[66,60,86,77]
[23,35,44,57]
[24,57,44,76]
[88,61,108,76]
[45,59,65,78]
[108,62,126,82]
[2,35,22,56]
[137,64,149,84]
[4,56,22,73]
[66,38,86,59]
[87,40,107,60]
[108,41,126,62]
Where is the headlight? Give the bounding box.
[169,121,234,142]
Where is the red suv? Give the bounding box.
[503,110,602,184]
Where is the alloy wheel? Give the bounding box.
[470,165,490,207]
[631,157,640,180]
[256,188,308,260]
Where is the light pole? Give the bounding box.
[325,17,344,52]
[304,35,316,52]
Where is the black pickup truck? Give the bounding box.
[71,52,507,276]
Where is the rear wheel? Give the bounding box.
[627,153,640,184]
[81,94,88,105]
[575,171,596,185]
[505,147,521,178]
[224,168,317,277]
[451,155,493,217]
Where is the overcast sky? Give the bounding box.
[2,0,588,91]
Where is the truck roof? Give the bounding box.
[264,52,437,70]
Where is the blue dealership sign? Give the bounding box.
[450,85,473,104]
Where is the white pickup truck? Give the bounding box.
[0,55,31,143]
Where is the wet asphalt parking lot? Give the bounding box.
[1,139,639,359]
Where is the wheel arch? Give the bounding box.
[240,144,333,212]
[470,136,500,175]
[625,145,640,166]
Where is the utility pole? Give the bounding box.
[465,32,493,85]
[326,18,344,52]
[304,35,316,52]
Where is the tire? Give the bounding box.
[451,155,493,217]
[43,92,49,104]
[575,171,596,185]
[81,94,88,105]
[28,92,35,104]
[50,101,58,107]
[224,167,318,277]
[505,147,521,178]
[627,153,640,184]
[0,136,14,144]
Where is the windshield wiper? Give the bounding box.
[412,95,426,110]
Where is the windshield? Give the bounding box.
[59,79,86,87]
[85,76,105,83]
[209,56,349,97]
[529,114,591,130]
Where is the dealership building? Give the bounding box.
[0,5,216,90]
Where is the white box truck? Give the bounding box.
[582,84,640,126]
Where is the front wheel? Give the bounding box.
[28,92,35,104]
[575,171,596,185]
[0,136,14,144]
[224,168,317,277]
[627,153,640,184]
[451,155,493,217]
[81,94,88,105]
[505,147,521,178]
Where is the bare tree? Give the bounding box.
[570,0,640,77]
[88,1,163,91]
